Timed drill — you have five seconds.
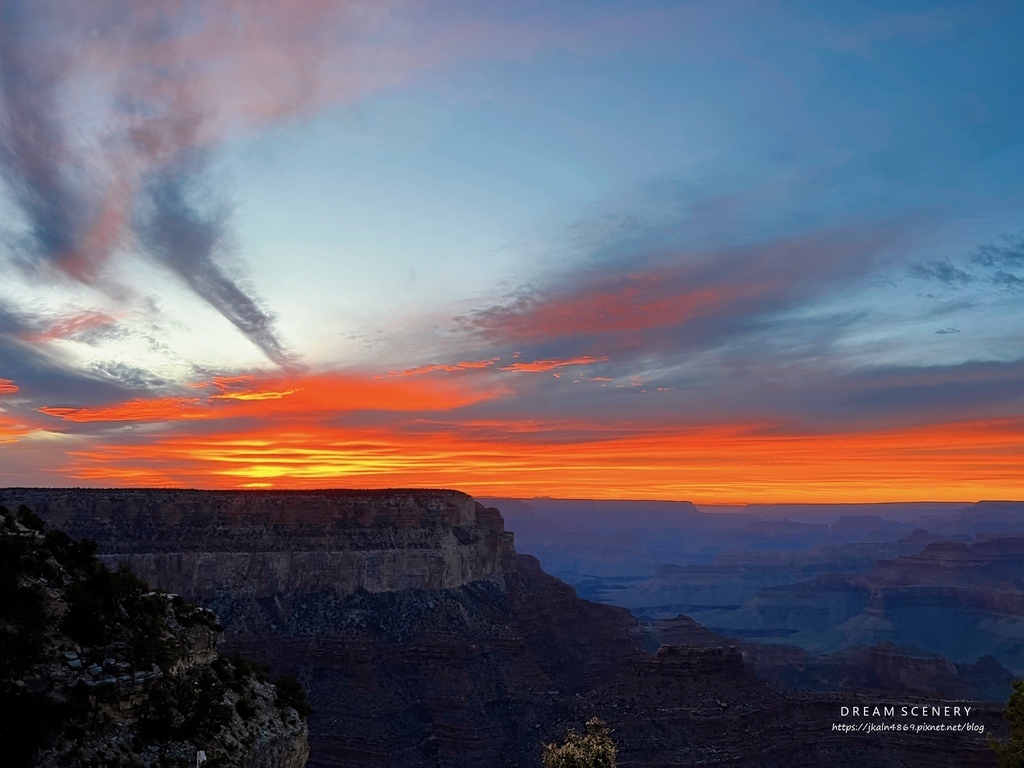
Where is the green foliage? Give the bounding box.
[179,667,234,740]
[993,679,1024,768]
[274,674,312,719]
[140,666,235,745]
[543,717,618,768]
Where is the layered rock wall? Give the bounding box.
[0,488,516,601]
[4,488,1002,768]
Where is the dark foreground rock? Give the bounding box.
[0,501,309,768]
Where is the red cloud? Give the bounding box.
[0,379,19,395]
[465,229,888,346]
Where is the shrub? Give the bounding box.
[16,505,45,533]
[274,674,312,719]
[229,653,270,683]
[543,718,617,768]
[993,679,1024,768]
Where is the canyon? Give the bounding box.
[492,497,1024,685]
[1,488,1008,767]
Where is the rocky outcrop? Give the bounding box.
[8,488,1005,767]
[220,554,643,768]
[0,488,517,603]
[0,505,309,768]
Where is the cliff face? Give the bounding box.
[6,488,1002,768]
[0,489,516,602]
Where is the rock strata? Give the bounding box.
[0,488,516,602]
[6,488,1004,768]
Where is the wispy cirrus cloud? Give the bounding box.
[20,311,121,344]
[386,355,609,376]
[1,0,734,371]
[388,358,499,376]
[38,397,206,424]
[497,356,608,372]
[911,234,1024,293]
[36,369,501,425]
[462,224,897,362]
[0,0,417,368]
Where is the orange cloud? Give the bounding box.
[498,356,609,372]
[389,359,499,376]
[0,416,33,444]
[211,389,301,402]
[0,379,18,395]
[211,375,259,391]
[50,415,1024,504]
[39,397,207,423]
[38,370,499,424]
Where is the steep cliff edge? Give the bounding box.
[0,504,309,768]
[0,488,516,604]
[3,488,1001,767]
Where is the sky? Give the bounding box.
[0,0,1022,503]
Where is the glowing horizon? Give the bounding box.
[1,2,1022,504]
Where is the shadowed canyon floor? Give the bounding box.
[491,498,1024,684]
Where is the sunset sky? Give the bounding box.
[1,0,1022,502]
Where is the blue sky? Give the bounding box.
[0,0,1022,500]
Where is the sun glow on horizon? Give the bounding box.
[2,3,1024,501]
[40,407,1024,504]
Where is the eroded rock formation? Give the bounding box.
[3,488,1004,768]
[1,488,516,600]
